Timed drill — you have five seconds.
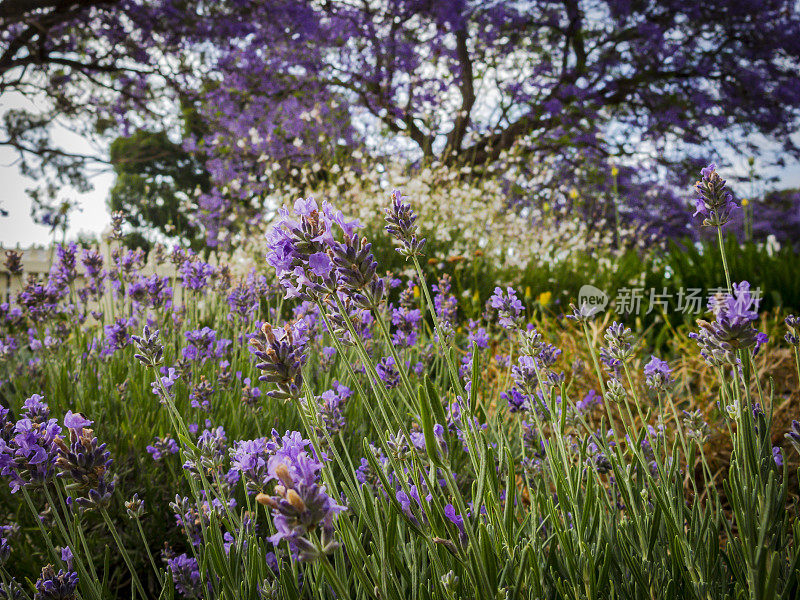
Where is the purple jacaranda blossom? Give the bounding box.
[490,286,524,329]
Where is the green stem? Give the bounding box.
[100,507,148,599]
[716,227,732,292]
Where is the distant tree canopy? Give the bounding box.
[108,129,206,248]
[2,1,800,245]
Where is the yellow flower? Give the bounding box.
[413,285,420,298]
[524,286,532,301]
[611,166,619,177]
[569,188,579,200]
[741,198,749,207]
[537,291,552,306]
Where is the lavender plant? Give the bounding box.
[0,167,798,600]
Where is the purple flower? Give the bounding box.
[166,553,205,599]
[250,322,306,400]
[643,356,673,390]
[229,438,270,494]
[692,163,738,227]
[786,315,800,346]
[490,286,524,329]
[786,420,800,455]
[256,431,345,561]
[315,382,352,437]
[773,446,784,468]
[34,564,79,600]
[433,274,457,325]
[180,259,216,291]
[443,504,467,544]
[265,197,360,299]
[575,390,601,413]
[384,189,426,257]
[60,547,73,570]
[54,414,116,510]
[152,367,180,400]
[376,356,400,390]
[1,415,62,493]
[22,394,50,422]
[467,320,489,348]
[330,233,384,309]
[602,322,634,364]
[63,411,92,431]
[690,281,762,366]
[0,537,9,566]
[501,387,529,413]
[103,317,134,356]
[146,437,179,461]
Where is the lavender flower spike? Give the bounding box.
[693,163,738,228]
[385,190,426,258]
[786,420,800,455]
[34,564,79,600]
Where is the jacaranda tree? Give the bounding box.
[2,0,800,245]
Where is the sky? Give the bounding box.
[0,91,115,248]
